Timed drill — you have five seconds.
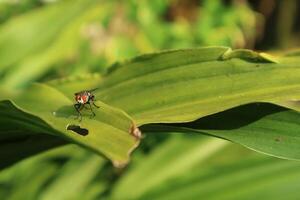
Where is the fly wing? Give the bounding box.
[88,88,99,92]
[74,90,85,95]
[75,88,98,96]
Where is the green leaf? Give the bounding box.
[1,83,139,167]
[221,48,279,63]
[142,103,300,161]
[0,100,66,169]
[49,47,300,161]
[92,47,300,125]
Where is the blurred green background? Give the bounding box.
[1,0,300,199]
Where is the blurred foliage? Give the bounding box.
[2,134,300,199]
[1,0,300,199]
[0,0,257,90]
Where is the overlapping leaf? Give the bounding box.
[3,46,300,167]
[142,103,300,160]
[47,47,300,162]
[0,83,139,167]
[54,47,300,125]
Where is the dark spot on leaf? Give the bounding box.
[275,136,283,142]
[67,124,89,136]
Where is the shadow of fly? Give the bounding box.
[74,88,100,121]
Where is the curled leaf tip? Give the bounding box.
[130,123,142,140]
[222,48,278,63]
[258,52,279,63]
[112,160,129,169]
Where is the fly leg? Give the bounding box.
[88,103,96,118]
[90,99,100,108]
[93,102,100,108]
[74,103,83,122]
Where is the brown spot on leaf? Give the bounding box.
[130,123,142,140]
[112,160,128,169]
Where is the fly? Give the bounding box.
[74,88,100,121]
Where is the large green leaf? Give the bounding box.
[48,47,300,161]
[52,47,300,125]
[4,46,300,167]
[1,83,139,167]
[142,103,300,160]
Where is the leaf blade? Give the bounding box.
[1,83,139,167]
